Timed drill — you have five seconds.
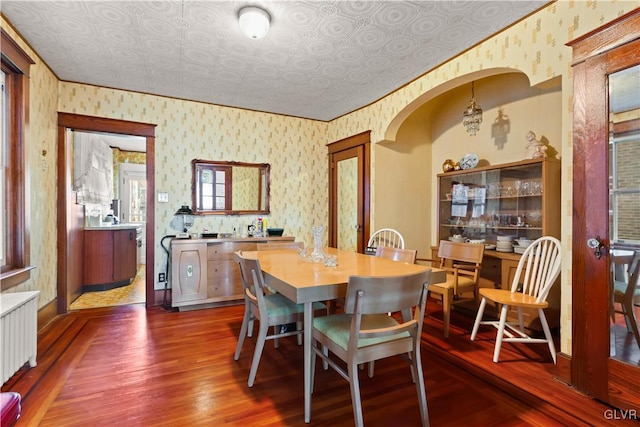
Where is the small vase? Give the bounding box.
[311,225,325,262]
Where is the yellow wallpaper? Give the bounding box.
[58,84,329,286]
[0,18,59,307]
[325,1,639,355]
[112,148,146,199]
[3,2,639,359]
[337,158,358,252]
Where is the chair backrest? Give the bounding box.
[509,236,561,303]
[343,270,432,316]
[437,240,485,266]
[620,251,640,300]
[234,251,265,308]
[256,241,304,251]
[375,246,417,264]
[367,228,405,249]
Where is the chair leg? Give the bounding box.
[234,306,252,360]
[470,297,487,340]
[248,319,254,337]
[622,300,640,348]
[322,345,329,370]
[442,289,452,338]
[347,360,364,427]
[248,322,269,387]
[297,321,303,346]
[538,308,557,363]
[493,304,509,363]
[516,307,524,330]
[274,325,280,348]
[411,349,430,427]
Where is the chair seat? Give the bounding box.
[264,294,325,318]
[429,273,475,291]
[613,279,640,297]
[0,392,21,427]
[479,288,549,309]
[313,313,409,351]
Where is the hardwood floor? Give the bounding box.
[3,300,636,426]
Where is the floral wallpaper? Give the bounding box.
[2,1,639,359]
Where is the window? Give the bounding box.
[609,126,640,246]
[195,164,232,212]
[1,29,35,289]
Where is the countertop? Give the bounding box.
[84,223,142,231]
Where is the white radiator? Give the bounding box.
[1,291,39,385]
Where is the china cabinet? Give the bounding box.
[437,157,561,245]
[435,157,561,328]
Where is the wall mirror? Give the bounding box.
[192,160,270,215]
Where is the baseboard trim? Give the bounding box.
[37,298,58,331]
[556,352,572,385]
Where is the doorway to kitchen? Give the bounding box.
[69,134,148,310]
[57,112,156,314]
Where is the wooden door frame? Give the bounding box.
[328,131,370,253]
[568,9,640,410]
[57,113,157,312]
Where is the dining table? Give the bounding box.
[253,246,446,423]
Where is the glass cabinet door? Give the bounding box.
[438,158,559,246]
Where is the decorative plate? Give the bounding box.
[460,153,479,170]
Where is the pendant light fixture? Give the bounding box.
[238,6,271,40]
[463,81,483,136]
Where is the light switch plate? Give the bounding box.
[157,192,169,203]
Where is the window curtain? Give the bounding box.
[73,132,114,206]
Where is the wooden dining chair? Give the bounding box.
[311,270,432,427]
[375,246,417,263]
[233,251,324,387]
[424,240,484,337]
[470,236,561,363]
[364,245,419,376]
[612,251,640,347]
[256,241,304,250]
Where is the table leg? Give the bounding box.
[304,301,312,423]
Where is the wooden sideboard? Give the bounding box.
[170,236,295,311]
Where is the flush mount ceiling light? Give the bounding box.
[238,6,270,40]
[463,81,483,136]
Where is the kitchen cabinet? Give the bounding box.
[435,158,561,329]
[84,226,139,291]
[170,236,295,311]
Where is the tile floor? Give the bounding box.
[70,267,145,310]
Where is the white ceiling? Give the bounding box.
[3,1,549,122]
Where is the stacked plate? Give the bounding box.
[513,238,533,254]
[496,235,515,252]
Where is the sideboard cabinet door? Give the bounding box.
[171,241,208,304]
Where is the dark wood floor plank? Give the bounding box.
[3,302,635,426]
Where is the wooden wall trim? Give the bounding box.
[567,9,640,64]
[37,298,58,332]
[555,352,572,386]
[327,130,371,154]
[57,113,158,313]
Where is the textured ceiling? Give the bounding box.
[3,1,549,121]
